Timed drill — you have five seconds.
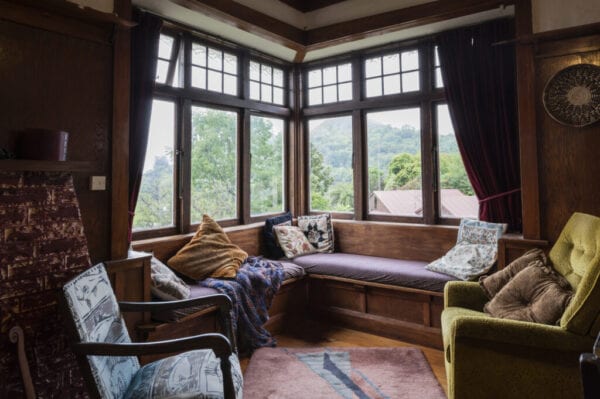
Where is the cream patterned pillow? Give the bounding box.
[273,225,316,258]
[297,213,334,253]
[151,256,191,300]
[425,219,507,281]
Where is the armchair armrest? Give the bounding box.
[444,281,488,311]
[450,315,592,352]
[72,332,233,359]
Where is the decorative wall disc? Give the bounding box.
[543,63,600,127]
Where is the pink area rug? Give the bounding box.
[243,347,446,398]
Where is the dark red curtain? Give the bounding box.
[437,19,522,231]
[128,11,163,242]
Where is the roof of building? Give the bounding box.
[371,189,478,218]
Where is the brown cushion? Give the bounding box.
[479,248,546,299]
[484,260,573,325]
[167,214,248,280]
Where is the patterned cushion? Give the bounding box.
[63,264,140,399]
[426,219,506,281]
[263,212,293,259]
[124,350,243,399]
[274,225,316,258]
[297,213,334,253]
[150,256,191,301]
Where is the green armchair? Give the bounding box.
[442,212,600,399]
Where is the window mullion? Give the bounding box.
[180,98,192,233]
[241,109,251,225]
[420,43,436,225]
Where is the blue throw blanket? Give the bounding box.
[200,256,284,353]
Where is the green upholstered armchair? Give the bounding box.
[442,212,600,399]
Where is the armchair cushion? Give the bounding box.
[124,350,243,399]
[483,261,573,325]
[479,248,546,299]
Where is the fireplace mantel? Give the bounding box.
[0,160,92,172]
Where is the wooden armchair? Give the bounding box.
[61,263,242,399]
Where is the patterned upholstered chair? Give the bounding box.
[62,263,243,399]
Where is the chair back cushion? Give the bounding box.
[550,213,600,336]
[63,263,140,398]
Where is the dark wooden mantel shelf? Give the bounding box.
[0,160,93,172]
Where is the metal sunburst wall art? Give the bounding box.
[543,63,600,127]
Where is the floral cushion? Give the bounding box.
[297,213,334,253]
[274,225,316,258]
[63,264,140,399]
[426,219,507,281]
[124,350,243,399]
[150,256,191,301]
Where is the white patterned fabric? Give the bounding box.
[150,256,191,301]
[297,213,335,253]
[63,264,140,399]
[274,225,317,258]
[426,219,507,281]
[124,351,243,399]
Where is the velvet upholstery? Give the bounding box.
[442,212,600,399]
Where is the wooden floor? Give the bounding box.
[240,321,447,395]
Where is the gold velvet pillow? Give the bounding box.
[167,214,248,280]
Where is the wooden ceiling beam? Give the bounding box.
[173,0,305,51]
[278,0,346,13]
[305,0,515,50]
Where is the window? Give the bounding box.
[308,116,354,212]
[307,63,352,106]
[436,104,477,218]
[156,33,181,87]
[191,42,238,95]
[250,61,285,105]
[365,49,420,97]
[250,116,285,215]
[367,108,422,216]
[134,99,175,231]
[434,46,443,88]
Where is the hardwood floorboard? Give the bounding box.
[240,321,447,395]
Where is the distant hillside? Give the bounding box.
[311,117,460,173]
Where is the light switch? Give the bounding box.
[89,176,106,191]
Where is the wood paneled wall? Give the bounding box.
[0,15,113,263]
[535,33,600,243]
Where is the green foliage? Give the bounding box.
[439,153,474,195]
[384,153,422,190]
[133,155,174,230]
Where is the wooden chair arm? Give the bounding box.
[72,332,233,359]
[118,294,231,313]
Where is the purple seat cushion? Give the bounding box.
[292,253,457,292]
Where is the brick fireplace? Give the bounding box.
[0,171,91,398]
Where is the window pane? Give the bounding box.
[401,50,419,71]
[250,116,285,216]
[367,108,422,216]
[308,69,321,88]
[208,70,222,92]
[435,67,444,88]
[365,57,381,78]
[323,66,337,85]
[223,53,237,74]
[155,60,169,84]
[192,66,206,89]
[249,61,260,80]
[402,71,420,92]
[338,82,352,101]
[366,77,382,97]
[323,85,337,103]
[261,83,272,103]
[308,88,322,105]
[224,74,237,96]
[309,116,354,212]
[338,63,352,82]
[250,81,260,100]
[273,87,284,105]
[434,46,440,67]
[173,58,182,88]
[134,99,175,231]
[437,104,477,218]
[383,54,400,75]
[158,35,174,59]
[261,65,272,84]
[273,68,284,87]
[192,43,206,66]
[383,74,401,95]
[208,48,222,70]
[190,106,237,222]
